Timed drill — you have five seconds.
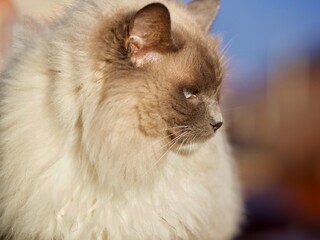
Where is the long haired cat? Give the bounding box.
[0,0,243,239]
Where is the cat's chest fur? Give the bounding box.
[44,137,240,240]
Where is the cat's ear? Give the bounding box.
[126,3,173,67]
[187,0,220,32]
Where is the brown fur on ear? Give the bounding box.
[126,3,174,66]
[187,0,220,32]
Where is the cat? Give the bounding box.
[0,0,243,239]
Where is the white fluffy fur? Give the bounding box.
[0,0,243,239]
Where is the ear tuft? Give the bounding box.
[126,3,173,67]
[187,0,220,32]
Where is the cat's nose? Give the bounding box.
[210,121,223,132]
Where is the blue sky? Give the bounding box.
[185,1,320,89]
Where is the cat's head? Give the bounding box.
[87,0,224,155]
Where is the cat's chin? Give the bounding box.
[169,132,215,155]
[166,128,214,148]
[172,142,202,155]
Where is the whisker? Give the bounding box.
[130,127,189,162]
[220,36,237,55]
[176,137,187,155]
[188,133,199,154]
[143,132,189,178]
[158,130,191,153]
[156,130,188,151]
[166,125,189,130]
[143,127,187,153]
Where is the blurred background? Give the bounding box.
[213,1,320,240]
[1,0,320,239]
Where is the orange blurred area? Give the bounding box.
[0,0,16,68]
[0,0,74,69]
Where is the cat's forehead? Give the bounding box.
[162,37,223,91]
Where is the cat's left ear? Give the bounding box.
[126,3,174,67]
[187,0,220,32]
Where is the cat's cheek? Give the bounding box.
[136,105,166,137]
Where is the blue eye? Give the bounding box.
[183,89,197,99]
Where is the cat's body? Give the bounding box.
[0,0,242,239]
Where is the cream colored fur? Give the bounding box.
[0,0,243,239]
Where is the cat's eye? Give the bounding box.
[183,88,197,99]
